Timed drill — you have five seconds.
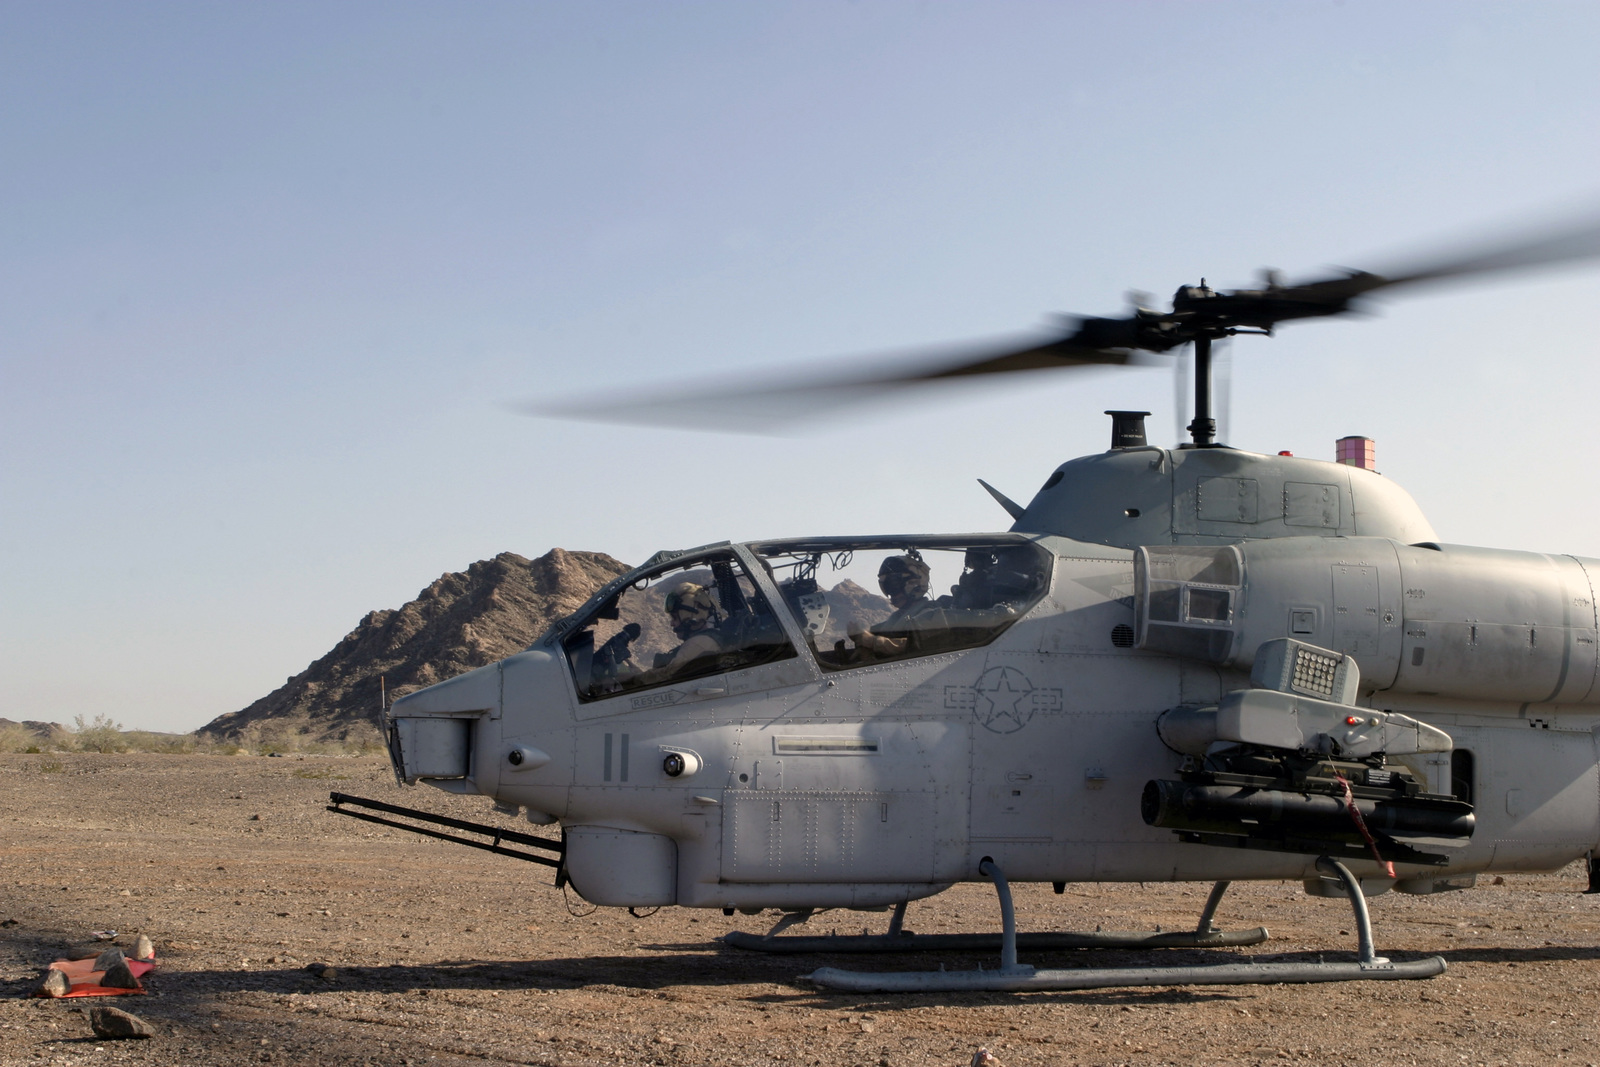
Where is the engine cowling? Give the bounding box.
[1134,539,1600,704]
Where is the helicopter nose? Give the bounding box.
[386,648,568,803]
[494,650,574,822]
[388,661,504,786]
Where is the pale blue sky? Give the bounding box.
[4,2,1598,732]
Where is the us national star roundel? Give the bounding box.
[945,666,1063,734]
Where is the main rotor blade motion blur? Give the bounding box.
[531,328,1153,435]
[1293,208,1600,302]
[526,204,1600,436]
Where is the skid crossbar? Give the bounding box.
[326,792,563,868]
[728,877,1264,954]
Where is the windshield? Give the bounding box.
[753,537,1051,671]
[562,551,796,703]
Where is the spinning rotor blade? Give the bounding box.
[873,330,1139,382]
[1214,338,1233,444]
[1171,344,1189,446]
[534,328,1153,434]
[532,204,1600,437]
[1279,209,1600,307]
[1373,209,1600,290]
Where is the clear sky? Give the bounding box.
[4,2,1598,733]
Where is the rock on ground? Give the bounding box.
[33,967,70,997]
[89,1006,154,1039]
[100,958,142,989]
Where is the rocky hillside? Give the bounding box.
[814,579,893,647]
[202,549,631,743]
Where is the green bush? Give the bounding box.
[0,722,41,753]
[123,730,197,754]
[344,723,387,755]
[2,716,385,759]
[71,714,128,754]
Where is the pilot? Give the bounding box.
[848,554,938,656]
[654,582,724,674]
[947,546,1042,623]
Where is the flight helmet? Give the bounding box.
[878,554,931,600]
[665,582,718,636]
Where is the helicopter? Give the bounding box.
[332,208,1600,993]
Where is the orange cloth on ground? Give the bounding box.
[37,957,157,997]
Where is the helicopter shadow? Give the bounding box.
[55,948,821,999]
[1434,943,1600,965]
[13,925,1597,1012]
[50,950,1257,1010]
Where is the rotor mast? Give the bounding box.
[1175,278,1228,449]
[1187,335,1217,448]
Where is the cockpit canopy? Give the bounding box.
[562,549,795,703]
[555,535,1053,705]
[751,536,1052,672]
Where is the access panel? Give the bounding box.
[724,790,936,883]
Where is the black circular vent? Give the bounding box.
[1111,623,1136,648]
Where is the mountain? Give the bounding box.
[201,549,631,743]
[816,579,894,646]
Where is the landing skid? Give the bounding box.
[800,857,1446,992]
[725,880,1266,954]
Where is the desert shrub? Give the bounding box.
[132,722,391,758]
[3,719,386,758]
[342,723,387,755]
[123,731,198,754]
[71,714,127,754]
[231,722,386,757]
[291,737,344,757]
[191,734,244,755]
[233,722,264,755]
[232,721,309,756]
[256,725,303,756]
[0,722,41,753]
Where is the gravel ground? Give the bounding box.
[3,753,1600,1067]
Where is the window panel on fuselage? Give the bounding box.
[563,551,796,703]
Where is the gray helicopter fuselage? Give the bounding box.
[387,446,1600,911]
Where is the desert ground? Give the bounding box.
[4,753,1600,1067]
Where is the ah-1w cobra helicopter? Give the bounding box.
[332,210,1600,992]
